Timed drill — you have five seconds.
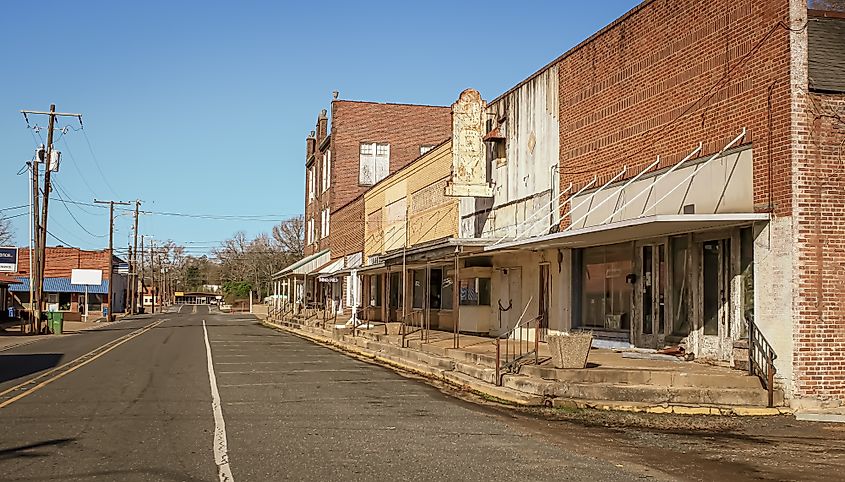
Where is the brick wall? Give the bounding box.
[304,100,451,256]
[329,194,364,262]
[794,93,845,400]
[556,0,793,218]
[330,101,451,211]
[12,247,112,280]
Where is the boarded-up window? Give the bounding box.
[360,142,390,185]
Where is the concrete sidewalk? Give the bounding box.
[264,316,791,416]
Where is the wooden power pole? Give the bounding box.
[131,200,141,314]
[94,199,131,321]
[20,104,82,333]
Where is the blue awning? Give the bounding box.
[8,277,110,294]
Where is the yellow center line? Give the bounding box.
[0,318,168,410]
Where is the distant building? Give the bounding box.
[6,247,128,321]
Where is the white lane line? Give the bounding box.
[202,320,234,482]
[218,368,364,374]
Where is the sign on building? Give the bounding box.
[445,89,493,197]
[0,247,17,272]
[71,269,103,286]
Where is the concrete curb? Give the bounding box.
[262,320,793,416]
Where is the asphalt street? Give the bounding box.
[0,307,841,481]
[0,306,654,481]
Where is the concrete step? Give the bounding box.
[519,364,763,389]
[500,375,783,407]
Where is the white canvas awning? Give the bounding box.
[486,213,769,252]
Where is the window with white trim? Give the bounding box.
[320,208,330,239]
[359,142,390,185]
[321,150,331,192]
[307,165,315,202]
[306,217,315,245]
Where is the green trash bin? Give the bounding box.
[48,312,64,335]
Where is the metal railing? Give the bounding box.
[495,310,546,386]
[400,309,426,348]
[747,313,778,407]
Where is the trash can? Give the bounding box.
[47,312,64,335]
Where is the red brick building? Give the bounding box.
[472,0,845,407]
[303,100,451,256]
[274,99,451,316]
[7,246,127,320]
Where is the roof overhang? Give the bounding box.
[272,249,330,279]
[486,213,770,252]
[381,238,493,264]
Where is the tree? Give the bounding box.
[213,216,305,300]
[272,215,305,259]
[0,216,12,245]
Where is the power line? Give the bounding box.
[79,126,120,198]
[45,228,73,247]
[52,185,108,238]
[60,136,101,199]
[0,204,28,212]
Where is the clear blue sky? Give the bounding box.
[0,0,638,257]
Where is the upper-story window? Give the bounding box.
[307,165,316,202]
[321,150,331,192]
[359,142,390,186]
[306,217,315,245]
[321,208,330,238]
[420,144,436,156]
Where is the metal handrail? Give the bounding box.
[400,309,425,348]
[495,298,545,386]
[747,313,778,407]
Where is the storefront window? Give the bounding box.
[460,278,491,306]
[429,269,443,310]
[574,243,633,331]
[59,293,71,311]
[389,272,402,309]
[369,275,381,307]
[412,270,424,309]
[441,272,453,310]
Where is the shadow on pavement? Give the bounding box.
[0,438,75,461]
[0,353,63,384]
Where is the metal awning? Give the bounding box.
[273,249,330,279]
[9,277,110,294]
[315,259,344,282]
[486,213,769,252]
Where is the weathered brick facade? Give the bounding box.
[554,0,793,217]
[303,100,451,256]
[13,247,114,279]
[795,93,845,400]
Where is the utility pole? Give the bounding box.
[21,104,82,334]
[127,244,133,316]
[94,199,131,321]
[131,200,141,314]
[140,235,145,312]
[150,240,156,314]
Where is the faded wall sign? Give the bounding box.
[445,89,493,197]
